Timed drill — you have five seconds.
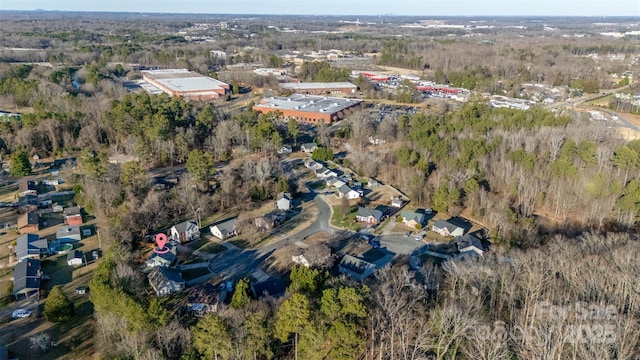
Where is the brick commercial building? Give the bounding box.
[141,69,230,100]
[280,82,357,95]
[253,94,363,124]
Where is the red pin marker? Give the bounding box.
[155,233,167,250]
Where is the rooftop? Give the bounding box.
[280,82,357,90]
[255,94,363,114]
[142,69,229,94]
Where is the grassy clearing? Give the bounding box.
[197,242,225,254]
[330,205,361,231]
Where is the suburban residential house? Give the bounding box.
[13,258,41,300]
[170,220,200,244]
[16,234,49,262]
[301,143,318,153]
[432,219,465,237]
[401,210,426,229]
[210,218,238,240]
[315,167,338,179]
[304,159,323,171]
[63,206,83,226]
[339,254,376,281]
[255,212,285,230]
[456,234,485,257]
[66,250,84,266]
[276,192,292,210]
[146,244,177,268]
[18,195,39,214]
[326,176,346,189]
[251,278,286,298]
[356,207,383,225]
[187,283,225,317]
[18,181,37,196]
[337,185,361,200]
[17,212,39,234]
[56,225,81,243]
[391,196,403,208]
[148,267,186,297]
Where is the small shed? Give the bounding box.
[67,250,83,266]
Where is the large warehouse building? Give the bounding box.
[253,94,363,124]
[280,82,357,95]
[141,69,230,100]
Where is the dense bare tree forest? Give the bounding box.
[1,12,640,359]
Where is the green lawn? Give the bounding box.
[330,205,361,231]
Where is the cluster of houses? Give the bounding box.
[11,180,91,300]
[305,159,363,200]
[146,217,286,316]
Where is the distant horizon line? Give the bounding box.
[0,9,634,18]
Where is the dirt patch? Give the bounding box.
[617,128,640,141]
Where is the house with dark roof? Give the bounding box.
[401,210,426,229]
[339,255,376,281]
[18,181,37,197]
[13,258,41,300]
[251,278,286,298]
[337,184,361,200]
[67,250,84,266]
[63,206,83,226]
[187,283,225,317]
[17,212,39,234]
[148,267,186,297]
[456,234,485,257]
[301,143,318,153]
[356,207,383,225]
[146,244,177,268]
[171,219,200,244]
[210,218,238,240]
[16,234,48,262]
[432,219,464,237]
[18,195,39,214]
[255,212,286,230]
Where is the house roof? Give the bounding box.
[338,184,355,194]
[19,181,37,193]
[64,206,81,216]
[16,234,47,260]
[401,210,425,224]
[172,219,198,234]
[252,278,286,298]
[67,250,83,261]
[17,212,39,228]
[357,207,383,220]
[211,218,237,236]
[187,283,221,305]
[339,255,375,275]
[302,143,317,150]
[433,219,462,233]
[147,244,177,264]
[56,225,81,238]
[149,267,185,286]
[18,195,38,207]
[276,192,291,201]
[13,258,40,294]
[457,234,484,251]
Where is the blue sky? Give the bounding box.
[1,0,639,16]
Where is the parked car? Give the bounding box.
[369,240,381,249]
[414,235,424,241]
[11,309,31,318]
[404,231,412,238]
